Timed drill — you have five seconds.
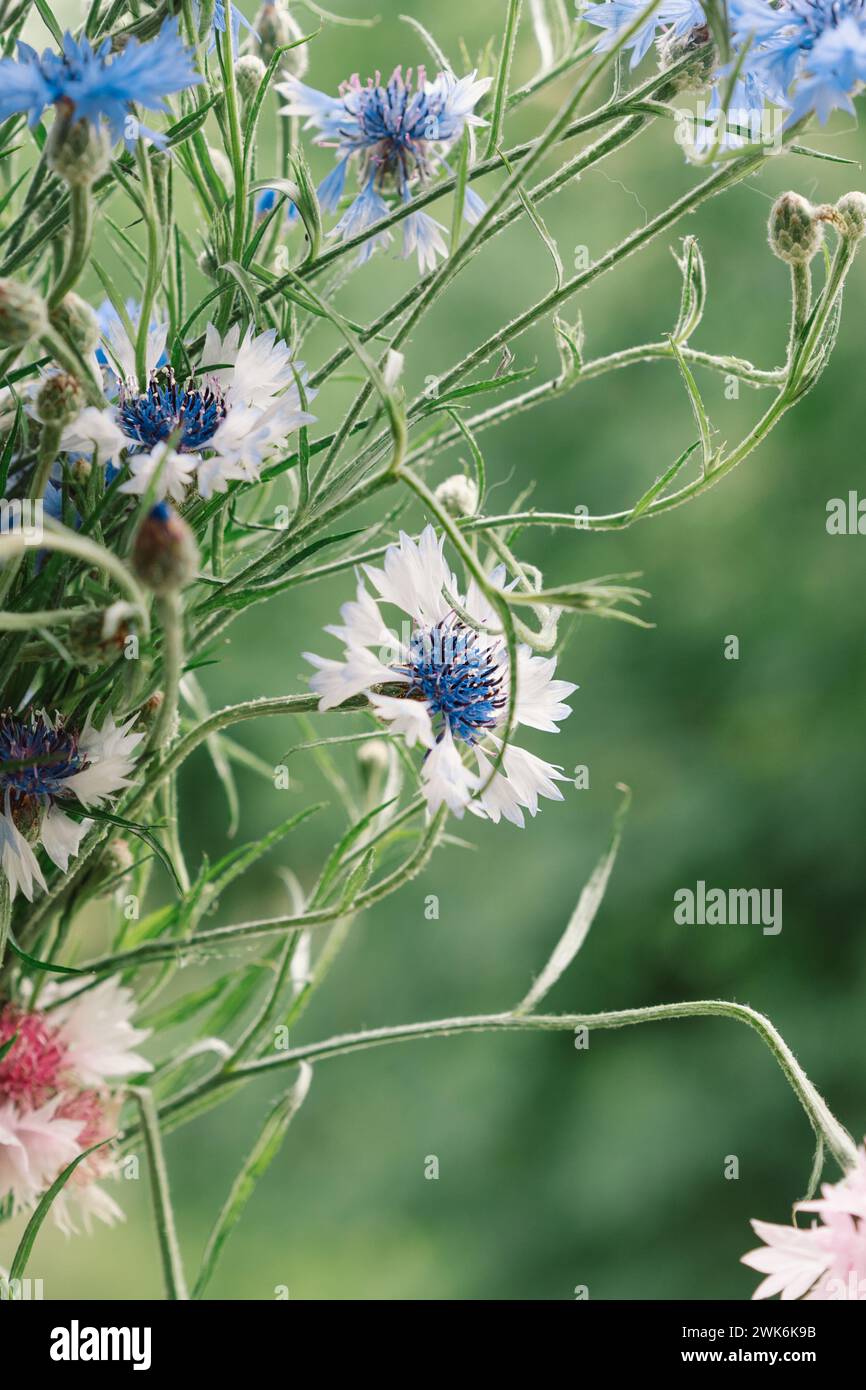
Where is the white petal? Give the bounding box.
[420,728,480,817]
[305,647,399,711]
[369,693,436,749]
[364,525,455,627]
[40,805,91,873]
[514,647,578,732]
[53,977,153,1087]
[64,711,144,808]
[473,746,526,827]
[0,806,46,902]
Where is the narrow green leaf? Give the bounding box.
[6,932,84,975]
[9,1138,113,1283]
[449,128,470,256]
[628,440,699,521]
[33,0,64,47]
[192,1065,313,1299]
[517,786,631,1013]
[668,334,715,474]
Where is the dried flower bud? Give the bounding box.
[833,191,866,242]
[236,54,267,105]
[141,690,165,725]
[49,292,100,357]
[657,24,716,97]
[0,278,48,347]
[46,107,112,186]
[36,371,84,427]
[249,2,308,76]
[132,502,199,594]
[435,473,479,518]
[768,192,823,264]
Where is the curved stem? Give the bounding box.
[142,999,858,1176]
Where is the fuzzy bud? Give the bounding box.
[435,473,479,518]
[768,192,823,264]
[236,54,267,105]
[132,502,199,594]
[0,278,48,347]
[197,246,221,280]
[249,2,308,75]
[46,108,112,186]
[36,372,84,427]
[49,292,100,356]
[357,738,390,772]
[656,24,715,97]
[833,191,866,242]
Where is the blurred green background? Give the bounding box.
[6,0,866,1300]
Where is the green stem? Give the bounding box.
[132,1087,189,1300]
[48,183,93,309]
[0,876,10,972]
[146,999,858,1175]
[134,147,163,392]
[484,0,523,159]
[147,591,184,756]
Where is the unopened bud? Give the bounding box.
[132,502,199,594]
[0,278,48,347]
[768,192,823,264]
[36,371,84,426]
[50,292,100,356]
[236,54,267,105]
[197,246,221,279]
[46,107,112,186]
[833,191,866,242]
[435,473,479,518]
[357,738,390,772]
[249,2,308,75]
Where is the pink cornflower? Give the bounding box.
[742,1145,866,1300]
[0,979,151,1232]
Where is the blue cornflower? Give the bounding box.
[730,0,866,121]
[582,0,707,69]
[276,65,492,269]
[0,22,202,146]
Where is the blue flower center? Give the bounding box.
[0,716,83,800]
[398,618,505,745]
[119,369,228,453]
[351,71,447,191]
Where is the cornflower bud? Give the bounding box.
[132,502,199,594]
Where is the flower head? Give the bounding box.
[0,981,151,1231]
[277,65,492,269]
[0,22,203,147]
[742,1145,866,1299]
[65,320,315,501]
[305,526,576,821]
[0,708,144,899]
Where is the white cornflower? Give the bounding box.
[0,709,145,900]
[305,526,577,821]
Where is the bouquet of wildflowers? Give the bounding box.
[0,0,865,1302]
